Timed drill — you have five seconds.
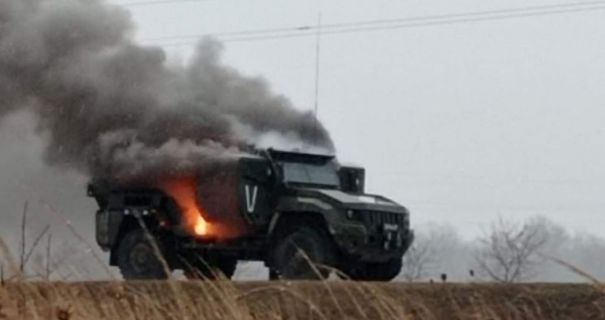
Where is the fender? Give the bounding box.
[95,192,168,251]
[268,210,332,240]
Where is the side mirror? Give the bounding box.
[340,166,365,193]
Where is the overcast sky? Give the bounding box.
[1,0,603,241]
[109,0,605,237]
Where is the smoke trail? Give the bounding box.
[0,0,334,180]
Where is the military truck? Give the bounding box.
[88,149,414,281]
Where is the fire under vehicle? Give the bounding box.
[88,149,414,281]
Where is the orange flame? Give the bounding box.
[161,176,210,237]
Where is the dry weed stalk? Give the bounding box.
[56,307,72,320]
[0,237,17,279]
[236,285,329,320]
[19,201,28,276]
[542,254,604,292]
[45,233,52,280]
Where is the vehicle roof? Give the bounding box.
[267,148,336,163]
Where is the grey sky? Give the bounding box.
[0,0,603,242]
[110,0,605,237]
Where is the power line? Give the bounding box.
[223,4,605,42]
[120,0,212,7]
[149,26,313,42]
[316,0,605,30]
[156,4,605,45]
[143,0,605,44]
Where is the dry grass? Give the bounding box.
[0,218,603,320]
[0,280,603,320]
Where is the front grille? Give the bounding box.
[364,211,404,226]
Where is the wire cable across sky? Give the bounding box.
[138,0,605,46]
[120,0,213,7]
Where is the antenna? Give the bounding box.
[313,13,322,144]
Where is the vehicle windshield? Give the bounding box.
[281,161,340,187]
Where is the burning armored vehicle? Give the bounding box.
[89,149,414,280]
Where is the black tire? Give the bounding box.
[351,258,403,281]
[214,257,238,279]
[183,255,238,280]
[271,226,336,280]
[269,269,279,281]
[116,229,170,280]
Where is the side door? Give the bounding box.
[238,158,276,228]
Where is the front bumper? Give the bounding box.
[332,222,414,262]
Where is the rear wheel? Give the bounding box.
[271,226,336,280]
[116,229,171,280]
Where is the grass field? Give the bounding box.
[0,281,603,319]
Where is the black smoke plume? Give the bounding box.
[0,0,334,180]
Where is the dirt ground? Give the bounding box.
[0,281,604,320]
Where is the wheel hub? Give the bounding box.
[130,243,154,273]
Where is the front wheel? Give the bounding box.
[349,258,403,281]
[270,226,336,280]
[116,229,171,280]
[183,255,238,280]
